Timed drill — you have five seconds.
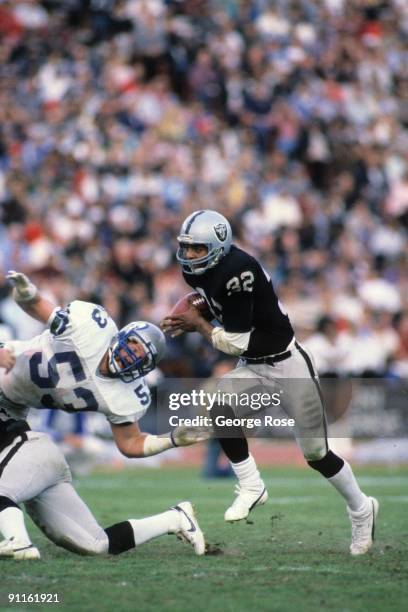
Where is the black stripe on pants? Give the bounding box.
[0,434,28,479]
[294,342,329,453]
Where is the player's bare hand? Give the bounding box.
[170,328,185,338]
[6,270,38,302]
[160,318,185,337]
[0,347,16,373]
[161,308,203,334]
[172,424,211,446]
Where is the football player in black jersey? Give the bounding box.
[162,209,378,555]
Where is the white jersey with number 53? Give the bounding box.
[0,301,151,425]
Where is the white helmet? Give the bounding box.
[176,210,232,275]
[108,321,166,381]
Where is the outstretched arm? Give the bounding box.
[6,271,57,324]
[110,421,210,458]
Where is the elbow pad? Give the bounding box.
[211,327,251,356]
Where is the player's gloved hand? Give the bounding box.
[6,271,38,303]
[171,424,212,447]
[0,347,15,373]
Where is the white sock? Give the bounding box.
[328,461,367,511]
[0,507,32,547]
[231,454,263,491]
[129,510,180,546]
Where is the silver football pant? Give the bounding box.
[0,431,108,555]
[218,341,328,461]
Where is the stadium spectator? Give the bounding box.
[0,0,406,381]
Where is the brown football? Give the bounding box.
[170,292,213,322]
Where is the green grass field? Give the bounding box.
[1,466,407,612]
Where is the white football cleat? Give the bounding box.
[224,484,268,522]
[0,538,41,560]
[172,502,206,556]
[347,497,379,556]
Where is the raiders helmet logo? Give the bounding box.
[214,223,227,242]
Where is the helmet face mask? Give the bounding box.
[108,322,166,381]
[176,240,224,275]
[176,210,232,275]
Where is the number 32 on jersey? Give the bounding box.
[226,271,254,296]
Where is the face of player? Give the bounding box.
[118,340,146,365]
[182,244,208,260]
[100,340,146,376]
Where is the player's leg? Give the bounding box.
[25,481,109,555]
[211,367,268,521]
[286,342,379,555]
[306,444,379,555]
[107,502,205,556]
[0,431,67,560]
[26,482,205,556]
[0,496,37,560]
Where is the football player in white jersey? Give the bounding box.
[0,271,206,559]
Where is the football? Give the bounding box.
[170,292,213,322]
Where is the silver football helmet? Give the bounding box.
[108,321,166,381]
[176,210,232,275]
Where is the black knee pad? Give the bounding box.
[0,496,19,513]
[307,450,344,478]
[104,521,135,555]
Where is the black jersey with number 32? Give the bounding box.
[183,245,294,357]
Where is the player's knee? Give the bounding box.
[301,439,327,462]
[307,450,344,478]
[87,536,109,555]
[303,448,327,462]
[57,533,108,556]
[44,525,109,556]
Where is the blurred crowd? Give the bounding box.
[0,0,407,379]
